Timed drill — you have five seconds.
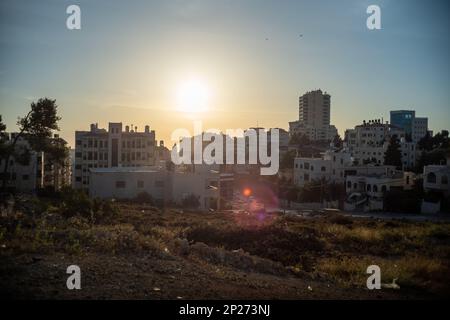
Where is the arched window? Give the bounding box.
[321,166,326,172]
[427,172,437,184]
[442,175,448,185]
[311,166,314,171]
[381,185,387,192]
[373,185,378,192]
[353,183,357,189]
[367,184,371,192]
[347,181,351,189]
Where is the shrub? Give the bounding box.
[134,192,154,205]
[182,194,200,209]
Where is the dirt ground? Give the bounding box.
[1,204,448,299]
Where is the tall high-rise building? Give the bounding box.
[299,89,330,128]
[289,89,337,141]
[390,110,429,143]
[73,122,156,191]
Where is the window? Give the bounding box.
[137,180,144,188]
[22,174,29,180]
[155,180,164,187]
[75,152,82,158]
[347,181,351,188]
[427,172,437,184]
[76,140,82,146]
[76,176,81,182]
[304,173,309,181]
[367,184,371,191]
[75,164,81,170]
[381,185,387,192]
[321,166,326,172]
[373,185,378,192]
[304,163,309,170]
[115,181,126,188]
[442,176,448,185]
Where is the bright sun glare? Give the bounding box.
[176,79,211,113]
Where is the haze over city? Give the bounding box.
[1,0,449,147]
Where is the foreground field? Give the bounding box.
[1,203,449,299]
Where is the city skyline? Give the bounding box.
[1,0,449,147]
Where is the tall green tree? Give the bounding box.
[1,98,65,189]
[0,115,7,158]
[384,135,402,169]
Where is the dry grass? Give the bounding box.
[1,202,449,297]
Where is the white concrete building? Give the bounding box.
[89,164,234,211]
[0,133,44,192]
[0,132,70,192]
[344,119,417,169]
[74,122,156,191]
[293,149,352,186]
[345,170,415,211]
[423,161,450,196]
[289,89,338,141]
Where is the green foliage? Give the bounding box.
[60,187,119,223]
[134,191,154,205]
[182,194,200,209]
[384,135,402,169]
[298,179,345,203]
[1,98,68,189]
[280,150,296,169]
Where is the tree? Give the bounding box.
[1,98,63,189]
[289,133,310,146]
[182,194,200,209]
[0,115,7,158]
[280,150,296,169]
[384,135,402,169]
[332,134,343,148]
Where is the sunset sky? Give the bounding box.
[1,0,449,147]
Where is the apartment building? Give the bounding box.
[0,133,44,192]
[344,119,417,169]
[73,122,156,191]
[344,170,415,211]
[390,110,430,143]
[293,149,352,187]
[289,90,338,141]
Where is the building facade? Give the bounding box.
[344,119,417,169]
[73,122,156,191]
[289,90,338,141]
[293,149,352,186]
[345,169,415,212]
[0,132,70,192]
[390,110,429,143]
[89,164,234,211]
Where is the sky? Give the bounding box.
[0,0,449,147]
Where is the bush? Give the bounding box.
[182,194,200,209]
[60,187,119,223]
[134,192,154,205]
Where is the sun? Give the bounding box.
[176,78,211,113]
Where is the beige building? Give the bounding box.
[0,133,71,192]
[73,122,156,191]
[289,89,338,141]
[344,119,417,169]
